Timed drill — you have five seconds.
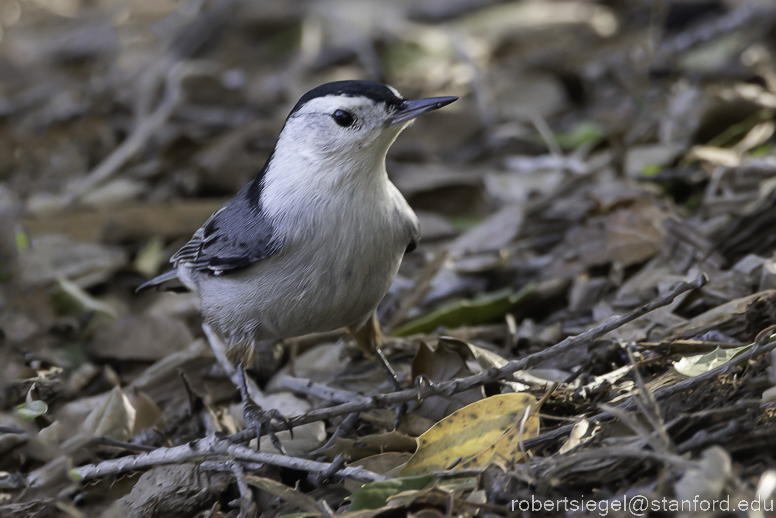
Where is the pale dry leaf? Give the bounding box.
[119,464,231,518]
[674,446,731,502]
[92,315,193,361]
[559,418,590,454]
[82,386,136,442]
[21,235,127,288]
[245,475,325,514]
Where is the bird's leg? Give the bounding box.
[376,348,402,392]
[347,312,402,391]
[347,312,405,428]
[236,363,292,454]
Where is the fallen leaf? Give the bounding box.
[257,421,327,456]
[118,464,231,518]
[559,418,590,454]
[686,145,741,167]
[387,476,478,510]
[348,475,437,512]
[667,290,776,341]
[449,337,529,392]
[134,236,166,278]
[53,276,118,321]
[82,386,136,442]
[673,345,751,377]
[625,144,684,178]
[240,392,327,455]
[674,446,731,501]
[17,400,48,420]
[91,315,193,361]
[447,205,524,258]
[400,393,540,476]
[20,235,127,287]
[319,431,417,462]
[393,284,535,337]
[410,340,482,422]
[343,452,413,492]
[554,121,606,150]
[246,475,326,514]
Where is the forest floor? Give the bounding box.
[3,0,776,516]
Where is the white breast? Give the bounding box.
[196,156,415,344]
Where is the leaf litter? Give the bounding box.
[3,0,776,516]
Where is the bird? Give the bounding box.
[138,80,457,448]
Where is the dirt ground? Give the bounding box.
[3,0,776,516]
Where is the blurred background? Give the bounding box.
[3,0,776,515]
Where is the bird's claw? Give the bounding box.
[390,401,406,430]
[413,374,436,390]
[243,399,293,454]
[238,365,292,454]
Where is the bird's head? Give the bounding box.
[272,80,457,178]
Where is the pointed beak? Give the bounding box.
[388,96,458,125]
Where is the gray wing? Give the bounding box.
[172,180,280,274]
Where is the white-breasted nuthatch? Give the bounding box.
[139,80,456,444]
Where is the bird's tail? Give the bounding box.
[136,269,181,293]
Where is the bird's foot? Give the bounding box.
[346,314,406,429]
[389,401,406,431]
[243,401,293,454]
[376,348,407,429]
[237,364,293,454]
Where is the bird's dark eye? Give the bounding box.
[332,109,356,128]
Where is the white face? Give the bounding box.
[276,95,408,167]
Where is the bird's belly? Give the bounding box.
[262,242,402,337]
[199,234,404,343]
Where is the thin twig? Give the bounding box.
[676,420,743,454]
[597,403,666,454]
[62,63,190,207]
[201,460,256,518]
[281,376,359,403]
[309,412,360,458]
[532,445,697,480]
[529,112,563,157]
[0,426,27,434]
[229,461,256,518]
[95,437,156,453]
[52,0,240,209]
[0,473,26,490]
[624,346,673,451]
[230,275,707,443]
[203,323,239,385]
[71,434,385,483]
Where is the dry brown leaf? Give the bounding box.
[319,431,417,462]
[410,340,484,422]
[82,386,136,442]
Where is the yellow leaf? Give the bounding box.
[399,393,540,476]
[459,408,540,470]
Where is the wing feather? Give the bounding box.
[172,178,280,274]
